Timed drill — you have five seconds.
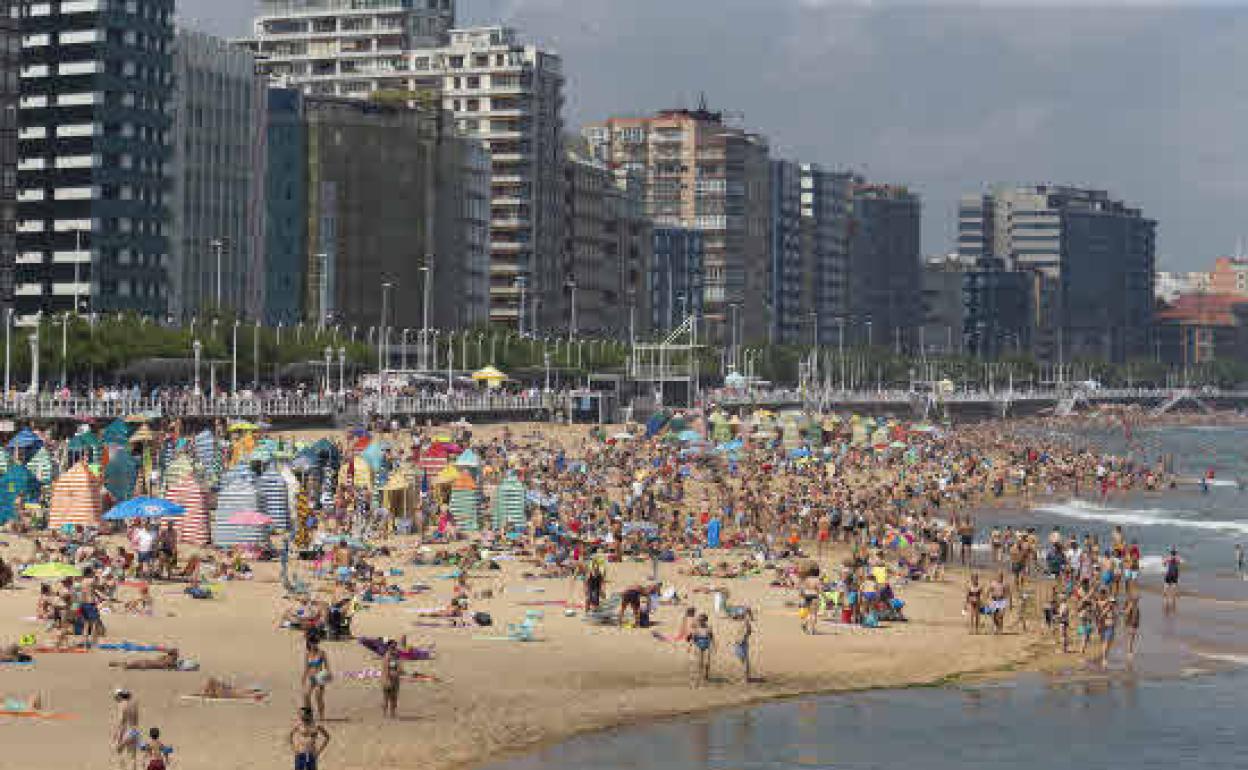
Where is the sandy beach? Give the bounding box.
[0,538,1046,770]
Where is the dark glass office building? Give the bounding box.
[15,0,173,320]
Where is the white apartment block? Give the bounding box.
[244,3,564,330]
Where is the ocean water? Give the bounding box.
[485,426,1248,770]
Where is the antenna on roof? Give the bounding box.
[697,91,709,112]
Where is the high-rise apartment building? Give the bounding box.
[769,159,802,346]
[553,142,650,338]
[245,8,564,332]
[438,27,563,330]
[848,183,923,350]
[583,105,771,345]
[245,0,453,98]
[169,29,267,321]
[16,0,174,321]
[301,95,482,331]
[650,227,703,335]
[0,0,18,313]
[957,185,1156,362]
[798,163,854,346]
[262,87,306,326]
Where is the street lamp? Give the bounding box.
[3,307,13,397]
[337,347,346,395]
[60,312,69,389]
[323,346,332,395]
[253,320,261,391]
[401,328,411,372]
[27,322,39,395]
[231,320,241,395]
[420,256,433,370]
[210,239,225,311]
[193,339,202,395]
[565,276,578,343]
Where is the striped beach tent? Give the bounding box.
[0,464,39,525]
[26,447,55,486]
[212,468,263,546]
[491,473,527,532]
[449,473,481,532]
[103,451,138,502]
[164,453,196,489]
[258,467,291,532]
[165,478,211,545]
[47,462,102,530]
[194,430,221,483]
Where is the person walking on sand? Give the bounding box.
[302,633,332,721]
[1124,589,1141,660]
[688,613,714,687]
[290,707,331,770]
[380,640,402,719]
[965,573,984,635]
[113,688,140,770]
[733,608,755,683]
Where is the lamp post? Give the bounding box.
[337,347,346,396]
[193,339,202,395]
[231,320,240,395]
[323,346,332,395]
[400,328,410,372]
[566,276,577,343]
[3,307,12,397]
[253,320,261,391]
[379,281,392,394]
[60,312,68,389]
[544,349,551,393]
[420,256,433,370]
[27,322,39,395]
[515,276,527,337]
[210,239,224,310]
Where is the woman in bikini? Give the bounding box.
[301,634,332,721]
[965,573,983,635]
[688,613,714,687]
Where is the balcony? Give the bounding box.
[490,218,529,230]
[15,284,43,297]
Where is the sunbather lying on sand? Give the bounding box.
[108,649,196,671]
[193,677,268,701]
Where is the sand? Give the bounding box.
[0,542,1046,770]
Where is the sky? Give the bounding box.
[190,0,1248,270]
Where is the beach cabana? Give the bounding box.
[102,419,133,446]
[0,464,39,524]
[194,430,222,482]
[7,427,43,451]
[449,473,481,532]
[25,446,55,485]
[491,473,527,532]
[103,451,138,502]
[47,462,102,530]
[165,478,211,545]
[212,469,264,546]
[418,443,451,473]
[164,453,196,489]
[382,468,417,520]
[258,466,291,532]
[68,431,102,463]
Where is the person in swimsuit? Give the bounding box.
[986,572,1010,635]
[1123,588,1141,659]
[113,689,140,770]
[1162,548,1181,613]
[733,608,755,684]
[380,640,402,719]
[798,571,821,635]
[688,613,714,687]
[301,635,331,721]
[1097,589,1117,667]
[965,574,983,635]
[143,727,170,770]
[289,707,330,770]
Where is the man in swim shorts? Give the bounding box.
[290,707,330,770]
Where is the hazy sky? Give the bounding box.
[190,0,1248,269]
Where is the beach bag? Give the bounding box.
[473,611,492,627]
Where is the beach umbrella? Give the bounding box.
[887,531,916,549]
[47,462,102,530]
[165,478,211,545]
[25,446,55,485]
[104,496,185,521]
[6,427,42,451]
[22,562,82,579]
[258,467,291,532]
[471,365,506,387]
[103,451,138,502]
[491,473,527,531]
[102,419,133,446]
[213,470,263,546]
[228,421,261,433]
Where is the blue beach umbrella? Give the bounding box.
[104,496,186,521]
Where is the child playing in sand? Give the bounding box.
[142,727,171,770]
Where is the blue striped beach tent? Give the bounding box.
[212,467,263,546]
[258,466,291,532]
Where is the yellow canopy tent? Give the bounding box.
[471,366,507,389]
